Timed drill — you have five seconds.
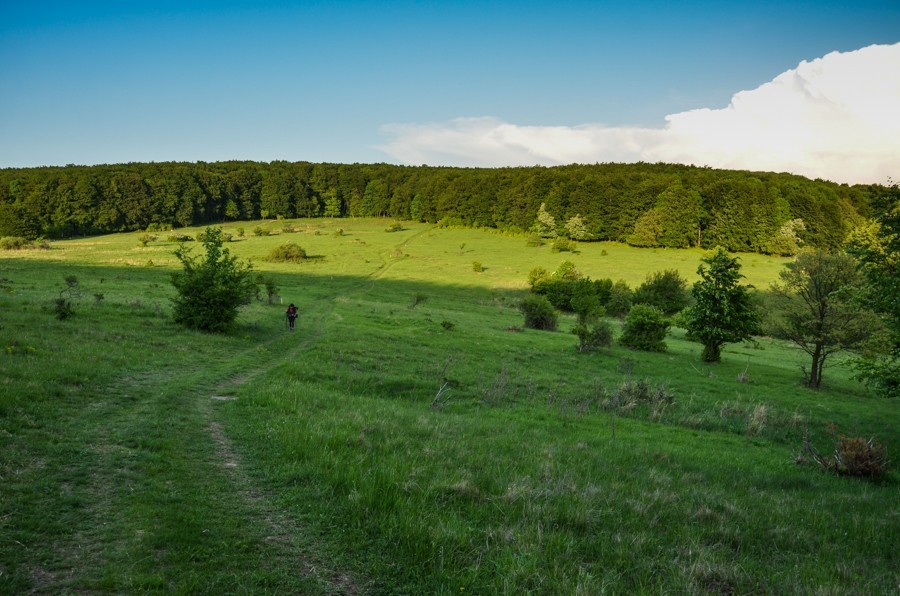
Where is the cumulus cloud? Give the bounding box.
[378,43,900,184]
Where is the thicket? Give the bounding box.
[170,227,257,333]
[619,304,670,352]
[0,161,871,254]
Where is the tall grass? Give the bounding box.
[1,218,896,593]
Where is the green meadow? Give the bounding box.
[1,218,897,594]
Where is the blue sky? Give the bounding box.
[1,1,898,182]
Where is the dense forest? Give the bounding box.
[0,161,879,253]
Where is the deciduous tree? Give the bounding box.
[687,248,760,362]
[769,250,880,389]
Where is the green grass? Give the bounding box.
[1,218,897,593]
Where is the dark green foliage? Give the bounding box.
[386,222,404,232]
[53,297,74,320]
[572,320,613,352]
[619,304,670,352]
[170,227,256,333]
[519,294,557,331]
[472,261,483,272]
[0,161,869,254]
[768,250,878,389]
[167,234,194,242]
[605,280,633,318]
[847,182,900,397]
[138,233,157,246]
[633,269,690,315]
[440,320,455,331]
[570,292,604,325]
[266,243,308,263]
[687,248,760,362]
[252,226,269,237]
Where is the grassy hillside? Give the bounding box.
[1,219,896,593]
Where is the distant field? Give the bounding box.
[1,218,896,594]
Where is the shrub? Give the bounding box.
[441,320,455,331]
[253,226,270,237]
[138,233,158,247]
[571,293,604,324]
[551,237,577,253]
[236,227,245,237]
[611,378,675,410]
[53,297,74,320]
[806,431,889,479]
[620,304,670,351]
[386,222,404,232]
[168,234,194,242]
[472,261,483,272]
[606,280,633,318]
[519,294,557,331]
[170,227,257,333]
[525,234,544,247]
[573,320,614,352]
[266,243,308,263]
[527,266,551,289]
[0,236,32,250]
[257,275,280,304]
[633,269,690,315]
[409,293,428,309]
[832,436,888,478]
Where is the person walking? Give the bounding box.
[286,303,298,331]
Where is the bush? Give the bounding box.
[633,270,690,315]
[236,227,245,237]
[0,236,33,250]
[53,297,74,320]
[170,227,257,333]
[519,294,557,331]
[551,237,577,253]
[168,234,194,242]
[138,233,158,247]
[266,243,308,263]
[253,226,270,237]
[386,222,404,232]
[606,280,633,318]
[832,436,888,478]
[257,275,279,304]
[806,431,888,479]
[472,261,483,272]
[620,304,670,351]
[573,320,614,352]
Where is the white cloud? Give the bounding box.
[378,43,900,184]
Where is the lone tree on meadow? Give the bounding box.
[768,250,880,389]
[686,247,760,362]
[171,227,257,333]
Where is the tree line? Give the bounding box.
[0,160,879,253]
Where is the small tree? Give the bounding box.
[620,304,669,352]
[605,280,633,318]
[519,294,557,331]
[687,248,760,362]
[564,214,592,241]
[171,227,256,333]
[633,269,690,315]
[531,203,557,238]
[769,250,881,389]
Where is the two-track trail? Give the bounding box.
[23,229,431,593]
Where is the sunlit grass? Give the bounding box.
[1,218,896,593]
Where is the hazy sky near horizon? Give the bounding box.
[1,1,898,184]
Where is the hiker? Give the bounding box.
[286,303,298,331]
